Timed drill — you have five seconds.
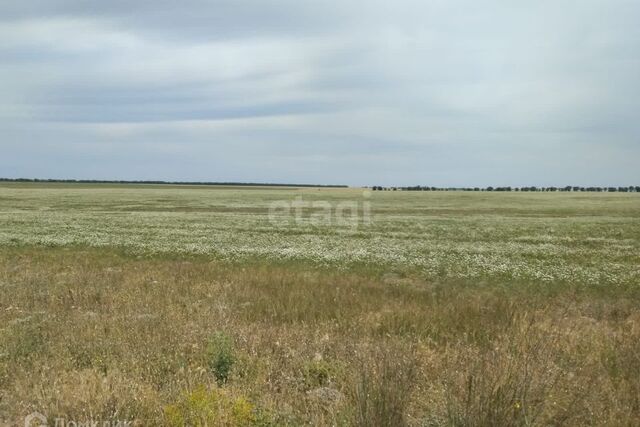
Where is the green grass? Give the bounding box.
[0,183,639,425]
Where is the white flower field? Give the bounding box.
[1,184,638,288]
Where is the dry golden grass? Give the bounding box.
[1,247,639,426]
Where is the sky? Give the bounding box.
[1,0,639,187]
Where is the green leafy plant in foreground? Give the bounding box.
[207,332,236,385]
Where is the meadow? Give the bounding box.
[0,183,639,426]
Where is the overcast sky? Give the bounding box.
[1,1,638,186]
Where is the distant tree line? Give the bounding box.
[370,185,640,192]
[0,178,348,188]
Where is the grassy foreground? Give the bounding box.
[0,184,639,425]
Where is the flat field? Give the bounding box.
[0,183,639,425]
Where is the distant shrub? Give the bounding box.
[207,332,236,385]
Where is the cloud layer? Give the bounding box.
[1,0,639,185]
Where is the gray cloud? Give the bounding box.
[1,0,639,186]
